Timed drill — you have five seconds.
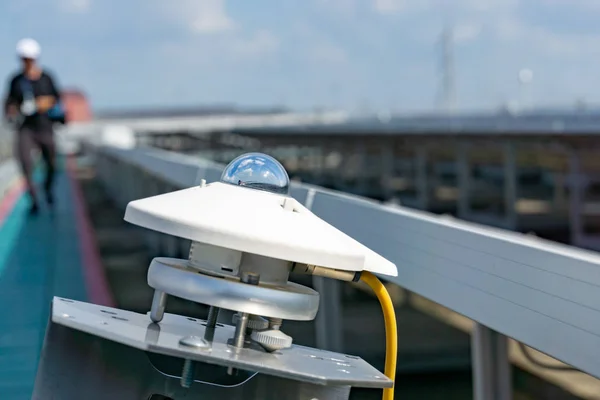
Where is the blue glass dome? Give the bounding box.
[220,153,290,195]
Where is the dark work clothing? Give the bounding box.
[16,127,56,193]
[4,71,60,132]
[4,70,61,212]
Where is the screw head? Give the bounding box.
[179,336,209,349]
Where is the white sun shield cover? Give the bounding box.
[124,182,397,277]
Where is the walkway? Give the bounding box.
[0,159,111,399]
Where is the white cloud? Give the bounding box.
[457,0,518,13]
[370,0,519,15]
[490,15,600,56]
[453,23,482,43]
[155,29,280,68]
[315,0,359,18]
[156,0,235,34]
[230,30,280,56]
[364,0,600,57]
[312,41,348,65]
[189,1,235,34]
[59,0,92,13]
[289,23,349,66]
[373,0,405,14]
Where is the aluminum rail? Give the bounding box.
[0,124,18,199]
[89,143,600,400]
[76,110,350,136]
[0,124,13,164]
[60,110,600,138]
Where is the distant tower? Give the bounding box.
[437,25,457,113]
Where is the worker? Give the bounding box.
[3,38,63,215]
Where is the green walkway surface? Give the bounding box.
[0,167,88,399]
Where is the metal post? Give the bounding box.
[503,142,517,229]
[315,143,325,185]
[568,150,584,246]
[380,141,394,200]
[337,141,349,192]
[471,323,512,400]
[305,189,344,352]
[415,146,429,210]
[150,290,168,323]
[457,142,471,219]
[355,140,368,195]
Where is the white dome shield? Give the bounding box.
[124,153,398,277]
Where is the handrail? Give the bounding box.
[0,125,13,165]
[0,125,17,200]
[88,142,600,380]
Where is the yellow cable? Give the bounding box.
[360,271,397,400]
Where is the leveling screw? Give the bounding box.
[178,336,209,388]
[180,359,195,388]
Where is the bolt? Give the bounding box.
[227,272,260,376]
[206,306,220,329]
[232,272,260,348]
[180,359,195,388]
[268,317,283,330]
[178,336,208,388]
[232,312,249,348]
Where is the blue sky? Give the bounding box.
[2,0,600,113]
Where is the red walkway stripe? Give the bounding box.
[66,157,116,307]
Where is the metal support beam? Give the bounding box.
[552,173,567,211]
[568,150,584,246]
[380,141,394,200]
[305,189,344,353]
[457,143,471,219]
[415,146,429,210]
[503,142,517,229]
[315,142,325,185]
[355,140,368,195]
[472,323,512,400]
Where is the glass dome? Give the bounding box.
[220,153,290,195]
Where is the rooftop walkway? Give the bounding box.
[0,158,112,399]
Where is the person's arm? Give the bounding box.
[35,73,60,113]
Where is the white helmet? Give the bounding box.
[16,38,41,60]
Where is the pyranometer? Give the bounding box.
[124,151,396,347]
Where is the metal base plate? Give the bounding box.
[148,257,320,320]
[53,297,392,389]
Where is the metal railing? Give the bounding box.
[0,124,17,199]
[0,124,13,164]
[88,142,600,400]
